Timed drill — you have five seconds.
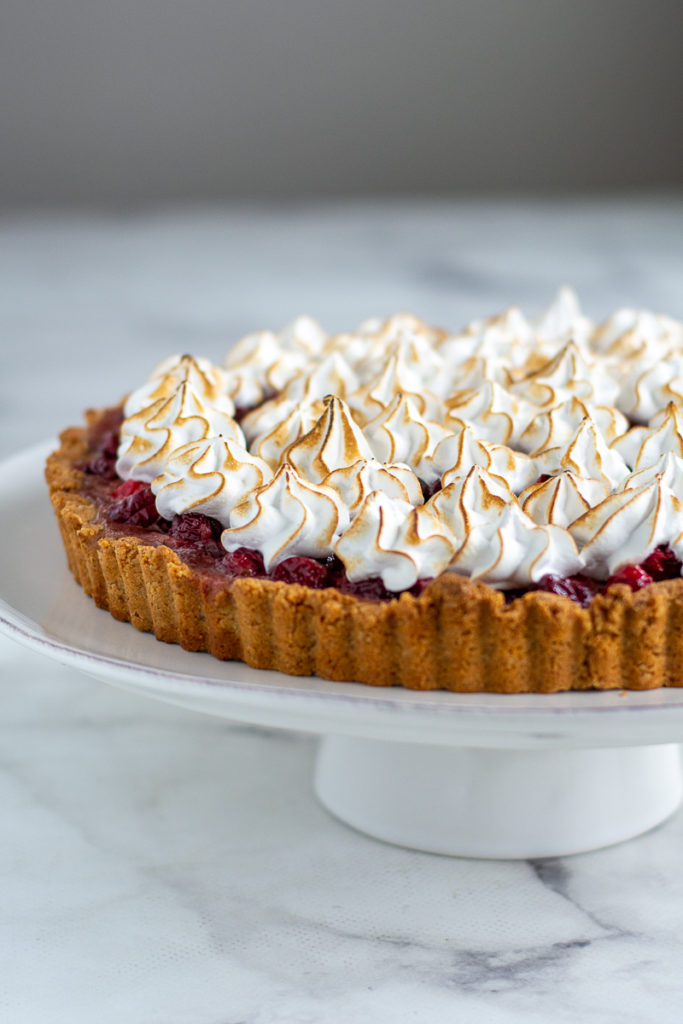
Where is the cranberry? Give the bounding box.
[82,454,119,479]
[271,556,330,588]
[605,565,653,591]
[641,545,682,581]
[111,479,146,499]
[167,513,223,556]
[98,430,120,459]
[105,484,162,527]
[409,578,433,597]
[339,576,394,601]
[81,429,121,479]
[221,547,266,578]
[534,573,600,608]
[321,554,346,585]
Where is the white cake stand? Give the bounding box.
[3,441,683,859]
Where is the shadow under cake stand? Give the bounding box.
[3,441,683,859]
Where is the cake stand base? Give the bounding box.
[314,736,683,858]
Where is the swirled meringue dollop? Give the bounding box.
[221,465,349,569]
[611,401,683,470]
[444,381,536,446]
[222,317,328,407]
[438,304,535,369]
[533,286,593,351]
[152,436,273,525]
[615,357,683,425]
[116,383,244,482]
[570,481,683,577]
[334,491,455,591]
[283,396,375,484]
[225,316,327,369]
[247,400,325,469]
[519,472,609,528]
[592,308,683,360]
[616,451,683,498]
[533,418,630,490]
[429,426,537,494]
[346,352,444,424]
[427,466,513,542]
[448,501,583,588]
[363,394,451,480]
[322,458,423,516]
[124,354,231,418]
[282,352,359,404]
[517,396,629,455]
[512,341,619,409]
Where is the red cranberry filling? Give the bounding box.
[339,575,394,600]
[80,429,121,479]
[532,573,601,608]
[168,513,224,556]
[105,483,171,530]
[641,544,681,581]
[605,565,653,591]
[221,547,266,577]
[272,556,332,588]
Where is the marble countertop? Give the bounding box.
[2,195,683,1023]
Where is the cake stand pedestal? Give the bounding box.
[314,736,682,858]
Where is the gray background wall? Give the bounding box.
[1,0,682,206]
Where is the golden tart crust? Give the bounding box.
[45,410,683,693]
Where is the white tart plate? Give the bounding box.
[3,440,683,858]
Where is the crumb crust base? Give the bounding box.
[45,416,683,693]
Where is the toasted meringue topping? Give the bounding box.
[282,352,359,404]
[346,352,444,424]
[247,400,325,469]
[519,471,609,528]
[334,491,455,591]
[439,304,535,368]
[363,394,451,480]
[534,418,630,491]
[124,354,231,418]
[115,293,683,589]
[221,464,348,569]
[430,427,536,494]
[571,481,683,577]
[616,451,683,497]
[283,396,375,484]
[152,436,272,525]
[533,286,592,348]
[592,308,683,360]
[322,458,423,516]
[449,501,583,588]
[365,312,446,354]
[444,381,536,446]
[116,383,244,483]
[518,396,629,455]
[513,341,618,409]
[221,317,328,406]
[427,466,513,541]
[615,357,683,424]
[225,316,327,369]
[611,402,683,470]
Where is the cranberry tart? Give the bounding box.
[46,293,683,692]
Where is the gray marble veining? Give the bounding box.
[2,197,683,1023]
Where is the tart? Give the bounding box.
[46,294,683,692]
